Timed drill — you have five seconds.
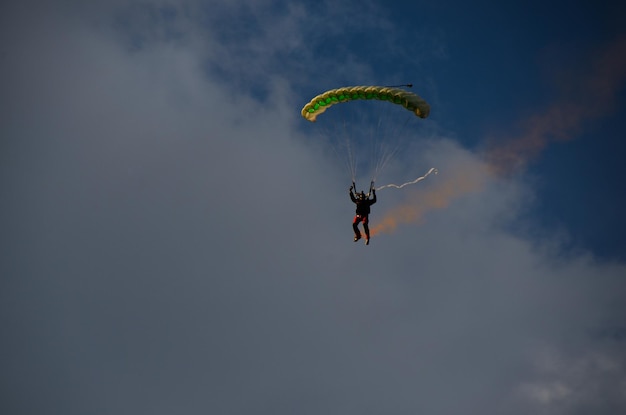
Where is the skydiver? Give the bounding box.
[349,185,376,245]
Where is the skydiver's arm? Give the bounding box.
[349,184,357,202]
[370,189,376,204]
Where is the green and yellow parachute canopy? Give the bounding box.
[301,85,430,122]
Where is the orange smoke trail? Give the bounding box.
[370,165,486,236]
[487,35,626,175]
[371,36,626,237]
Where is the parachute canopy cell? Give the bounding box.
[300,85,431,122]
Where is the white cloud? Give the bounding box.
[519,381,572,404]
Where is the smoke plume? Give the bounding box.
[371,36,626,237]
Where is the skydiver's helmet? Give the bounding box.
[358,191,366,200]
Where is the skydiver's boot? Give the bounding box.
[354,233,361,242]
[365,237,370,245]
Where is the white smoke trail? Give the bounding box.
[375,167,438,191]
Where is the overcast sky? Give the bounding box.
[2,1,625,414]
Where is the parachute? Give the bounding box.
[300,85,434,191]
[301,85,430,122]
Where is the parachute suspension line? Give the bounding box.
[369,112,385,184]
[341,118,357,182]
[369,101,398,183]
[316,119,356,184]
[375,167,438,191]
[371,110,413,183]
[375,117,402,175]
[337,117,356,182]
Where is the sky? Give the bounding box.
[1,0,625,414]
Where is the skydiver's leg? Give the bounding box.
[363,216,370,239]
[353,216,362,240]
